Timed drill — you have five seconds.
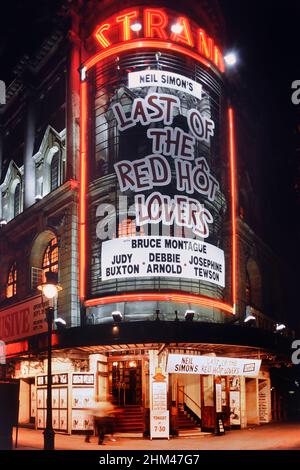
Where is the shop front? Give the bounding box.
[10,337,273,437]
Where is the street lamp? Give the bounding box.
[38,271,62,451]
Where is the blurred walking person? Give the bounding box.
[85,397,118,444]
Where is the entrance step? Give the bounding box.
[115,406,144,433]
[178,429,210,437]
[177,407,200,431]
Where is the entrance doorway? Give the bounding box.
[110,359,142,406]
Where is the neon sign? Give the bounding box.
[93,7,225,73]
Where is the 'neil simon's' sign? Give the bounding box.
[128,70,203,100]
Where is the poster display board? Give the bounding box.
[150,411,169,439]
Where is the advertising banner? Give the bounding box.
[101,235,225,287]
[0,296,48,342]
[167,354,261,377]
[91,35,229,302]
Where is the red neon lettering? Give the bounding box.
[214,46,225,72]
[170,17,194,47]
[116,10,138,41]
[144,8,168,39]
[95,23,111,48]
[198,29,213,59]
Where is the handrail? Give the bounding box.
[177,385,201,411]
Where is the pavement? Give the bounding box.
[11,422,300,450]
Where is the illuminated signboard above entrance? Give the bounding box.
[93,7,225,73]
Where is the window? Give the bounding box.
[42,237,59,274]
[14,183,21,217]
[6,263,17,298]
[50,152,59,191]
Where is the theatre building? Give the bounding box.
[0,0,293,436]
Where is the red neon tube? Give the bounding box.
[85,293,234,314]
[79,80,88,300]
[228,108,237,311]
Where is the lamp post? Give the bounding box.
[38,271,62,451]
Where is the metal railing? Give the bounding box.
[177,385,201,412]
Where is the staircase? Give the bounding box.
[115,405,144,434]
[178,406,201,431]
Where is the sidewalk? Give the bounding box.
[12,422,300,450]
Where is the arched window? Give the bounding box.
[50,152,59,191]
[6,263,17,298]
[42,237,59,274]
[14,182,21,217]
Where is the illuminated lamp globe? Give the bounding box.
[275,323,286,332]
[224,52,237,67]
[130,22,142,32]
[171,23,183,34]
[38,271,62,299]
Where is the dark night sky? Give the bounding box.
[1,0,300,326]
[220,0,300,326]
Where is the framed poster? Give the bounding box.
[230,377,240,391]
[72,374,94,385]
[37,409,45,428]
[52,410,59,429]
[52,388,59,409]
[72,410,93,431]
[60,410,68,431]
[37,388,44,409]
[230,391,241,425]
[215,383,222,413]
[59,388,68,409]
[72,387,94,409]
[152,381,167,411]
[259,380,270,423]
[30,385,36,418]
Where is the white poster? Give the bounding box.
[128,70,202,100]
[167,354,261,377]
[72,410,94,431]
[259,380,270,423]
[230,391,241,425]
[215,383,222,413]
[152,381,167,411]
[150,411,169,439]
[102,236,225,287]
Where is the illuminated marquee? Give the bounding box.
[79,6,237,314]
[93,7,225,73]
